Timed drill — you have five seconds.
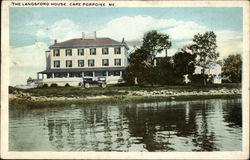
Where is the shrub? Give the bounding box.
[65,83,70,87]
[41,84,49,88]
[188,74,208,84]
[9,86,16,94]
[50,83,58,87]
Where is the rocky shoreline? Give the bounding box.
[9,88,241,102]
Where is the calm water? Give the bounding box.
[9,98,242,152]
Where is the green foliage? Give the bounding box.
[188,74,207,84]
[155,57,175,84]
[42,84,49,88]
[173,49,196,76]
[222,54,242,83]
[189,31,219,85]
[123,30,172,85]
[50,83,58,87]
[123,48,150,85]
[142,30,172,64]
[123,65,137,85]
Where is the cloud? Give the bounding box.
[215,30,242,42]
[97,15,181,41]
[164,21,208,40]
[34,16,242,59]
[9,67,41,86]
[10,42,48,67]
[36,19,81,41]
[96,15,211,41]
[217,40,243,59]
[26,20,45,26]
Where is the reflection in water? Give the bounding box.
[9,98,242,151]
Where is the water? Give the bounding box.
[9,98,242,152]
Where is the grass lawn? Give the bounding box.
[9,83,241,97]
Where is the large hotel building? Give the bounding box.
[37,32,129,86]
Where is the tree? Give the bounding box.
[123,30,172,85]
[173,49,196,83]
[142,30,172,64]
[189,31,219,85]
[156,57,176,84]
[222,54,242,83]
[123,48,150,85]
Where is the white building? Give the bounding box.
[194,64,222,84]
[37,32,129,86]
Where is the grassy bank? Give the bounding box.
[9,83,241,97]
[10,94,241,108]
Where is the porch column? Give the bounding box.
[67,73,69,78]
[93,72,95,77]
[42,74,44,79]
[52,73,54,78]
[82,72,84,77]
[106,71,108,81]
[120,71,122,77]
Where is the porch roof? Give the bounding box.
[38,67,126,74]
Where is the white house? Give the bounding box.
[194,64,222,84]
[37,32,129,86]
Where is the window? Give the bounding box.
[114,47,121,54]
[54,60,60,68]
[88,59,95,67]
[78,60,84,67]
[114,58,121,66]
[102,48,109,55]
[78,48,84,56]
[90,48,96,55]
[54,73,60,77]
[66,49,72,56]
[102,71,107,76]
[102,59,109,66]
[66,60,72,67]
[114,71,121,76]
[53,49,60,56]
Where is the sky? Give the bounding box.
[9,7,243,86]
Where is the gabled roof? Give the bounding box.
[50,37,129,49]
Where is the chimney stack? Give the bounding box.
[122,37,125,43]
[54,40,57,44]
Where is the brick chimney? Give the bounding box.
[54,39,57,44]
[83,31,96,39]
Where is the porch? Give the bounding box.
[37,67,126,85]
